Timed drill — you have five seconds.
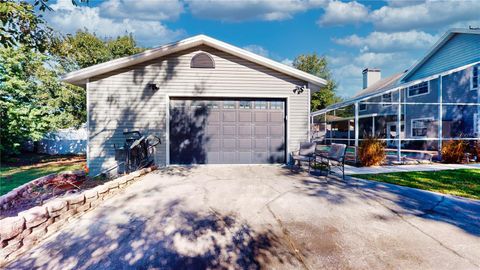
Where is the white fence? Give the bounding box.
[37,125,87,155]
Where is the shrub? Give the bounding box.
[441,140,467,163]
[358,137,386,166]
[468,141,480,162]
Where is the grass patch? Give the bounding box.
[356,169,480,200]
[0,155,85,196]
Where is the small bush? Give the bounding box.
[441,140,467,163]
[358,137,386,166]
[468,141,480,162]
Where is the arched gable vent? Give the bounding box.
[190,52,215,68]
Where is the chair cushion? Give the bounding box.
[299,142,316,156]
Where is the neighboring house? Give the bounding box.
[312,28,480,161]
[38,125,87,155]
[62,35,327,175]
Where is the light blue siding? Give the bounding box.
[403,33,480,82]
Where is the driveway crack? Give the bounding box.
[266,205,310,270]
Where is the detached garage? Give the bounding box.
[62,35,326,175]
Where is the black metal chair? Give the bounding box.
[314,143,347,179]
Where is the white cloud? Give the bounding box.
[317,1,369,26]
[333,30,438,53]
[48,0,184,47]
[370,0,480,31]
[99,0,184,21]
[281,58,293,66]
[317,0,480,31]
[243,44,269,57]
[186,0,326,22]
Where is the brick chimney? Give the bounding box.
[362,68,381,89]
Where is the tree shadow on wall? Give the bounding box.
[169,102,211,164]
[7,199,300,269]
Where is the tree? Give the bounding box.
[51,30,144,71]
[293,53,342,111]
[0,0,88,51]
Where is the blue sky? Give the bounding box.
[45,0,480,97]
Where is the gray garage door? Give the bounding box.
[169,98,286,164]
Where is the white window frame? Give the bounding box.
[359,103,367,111]
[410,117,435,138]
[475,113,479,136]
[381,93,392,107]
[471,66,479,91]
[407,81,430,98]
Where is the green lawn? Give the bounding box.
[0,156,85,195]
[356,169,480,200]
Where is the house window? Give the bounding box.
[359,103,367,111]
[269,101,283,110]
[223,100,236,109]
[382,93,392,107]
[190,52,215,68]
[475,113,480,136]
[472,66,479,90]
[254,101,268,109]
[239,100,251,109]
[411,118,434,137]
[408,81,429,97]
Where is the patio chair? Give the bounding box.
[291,142,316,172]
[314,143,347,179]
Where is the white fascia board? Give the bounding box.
[62,34,327,88]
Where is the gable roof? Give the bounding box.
[62,34,327,87]
[353,71,406,99]
[401,28,480,82]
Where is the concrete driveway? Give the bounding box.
[7,165,480,269]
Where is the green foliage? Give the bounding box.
[51,30,144,72]
[293,53,342,111]
[0,46,85,156]
[0,0,51,51]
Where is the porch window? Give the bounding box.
[472,66,479,90]
[359,103,367,111]
[411,118,434,137]
[382,93,392,107]
[408,81,429,97]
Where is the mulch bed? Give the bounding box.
[0,173,105,219]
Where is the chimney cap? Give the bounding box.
[362,68,381,73]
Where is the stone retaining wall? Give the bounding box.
[0,167,155,267]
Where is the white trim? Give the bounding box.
[471,65,479,91]
[407,80,431,98]
[308,87,311,141]
[86,78,90,169]
[62,35,327,87]
[165,93,291,165]
[410,117,435,138]
[165,94,170,165]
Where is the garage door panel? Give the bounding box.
[223,112,236,122]
[254,112,268,122]
[239,111,252,122]
[208,111,221,122]
[254,126,268,136]
[223,126,236,136]
[170,98,285,164]
[222,152,237,163]
[270,112,284,122]
[238,126,252,136]
[238,139,252,150]
[270,126,283,137]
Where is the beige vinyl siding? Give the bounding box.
[88,45,309,174]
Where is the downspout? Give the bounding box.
[438,75,443,160]
[354,102,359,163]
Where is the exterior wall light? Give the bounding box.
[148,83,159,92]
